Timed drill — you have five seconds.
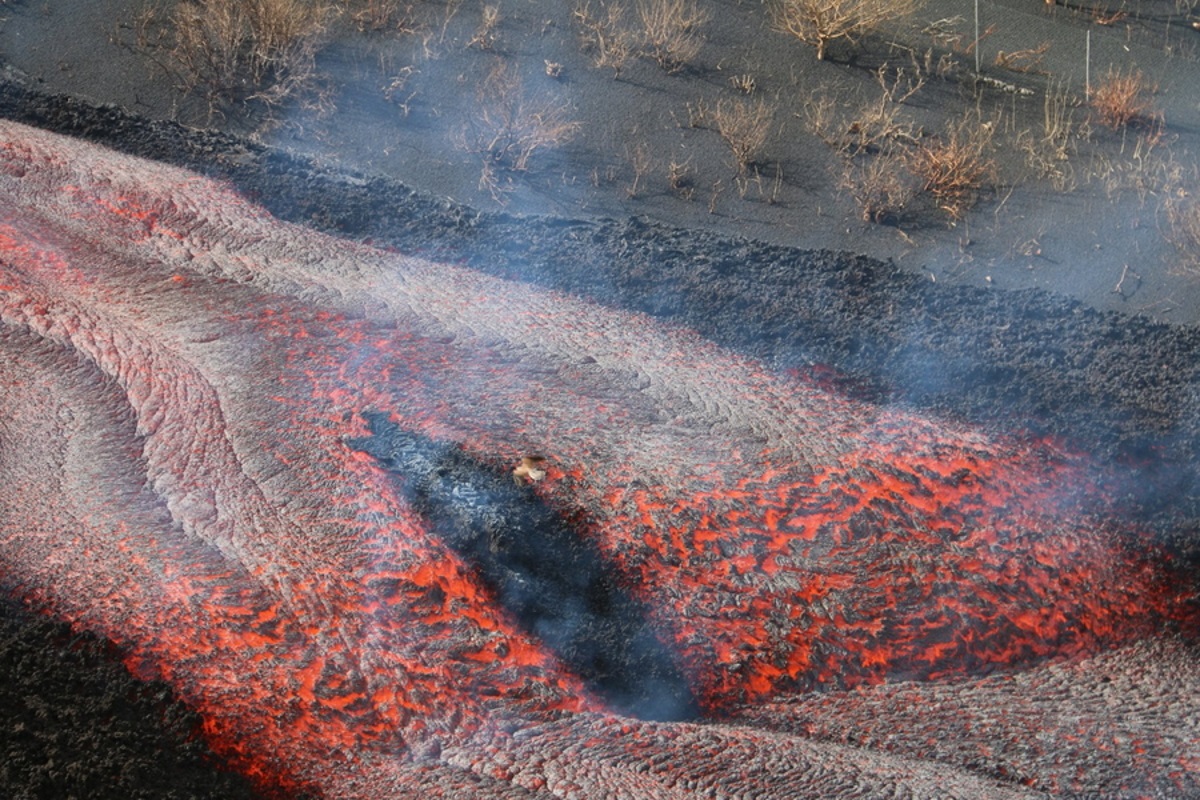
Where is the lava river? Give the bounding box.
[0,119,1197,798]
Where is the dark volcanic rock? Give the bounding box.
[0,596,256,800]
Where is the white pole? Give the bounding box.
[974,0,981,74]
[1086,29,1091,99]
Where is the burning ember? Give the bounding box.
[0,119,1196,798]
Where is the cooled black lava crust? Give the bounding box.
[347,411,698,722]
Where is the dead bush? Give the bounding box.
[994,42,1050,74]
[907,113,996,220]
[1091,68,1157,129]
[668,156,696,199]
[839,156,915,223]
[709,97,775,172]
[140,0,338,113]
[771,0,925,61]
[1165,196,1200,274]
[342,0,413,32]
[468,4,502,50]
[1017,81,1078,191]
[806,68,922,157]
[636,0,710,73]
[1165,192,1200,277]
[625,140,653,197]
[573,0,636,74]
[460,62,581,198]
[573,0,707,74]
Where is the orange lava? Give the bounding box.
[0,120,1195,797]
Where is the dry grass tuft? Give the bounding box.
[342,0,413,32]
[635,0,710,73]
[468,4,502,50]
[573,1,636,74]
[771,0,925,61]
[839,156,914,223]
[573,0,707,74]
[709,97,775,172]
[138,0,339,115]
[1017,81,1079,191]
[1165,193,1200,277]
[460,61,581,200]
[1091,68,1157,130]
[906,112,996,220]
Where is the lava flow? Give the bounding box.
[0,119,1196,799]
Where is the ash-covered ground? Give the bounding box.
[0,79,1198,797]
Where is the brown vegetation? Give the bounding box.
[635,0,710,73]
[1091,68,1157,130]
[573,1,636,74]
[771,0,926,61]
[807,68,919,153]
[838,156,914,223]
[907,113,996,220]
[468,4,502,51]
[136,0,338,114]
[1017,81,1078,192]
[1165,192,1200,277]
[342,0,412,32]
[573,0,708,74]
[625,141,653,198]
[707,97,775,172]
[459,61,581,200]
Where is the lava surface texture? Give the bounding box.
[0,119,1197,799]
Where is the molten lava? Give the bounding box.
[0,120,1196,798]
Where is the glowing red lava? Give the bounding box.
[0,120,1195,798]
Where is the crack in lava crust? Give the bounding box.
[0,119,1196,798]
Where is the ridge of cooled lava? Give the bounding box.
[0,118,1197,798]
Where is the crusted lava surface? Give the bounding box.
[0,91,1199,799]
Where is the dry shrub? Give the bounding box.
[772,0,925,61]
[636,0,710,73]
[839,157,914,223]
[709,97,775,171]
[625,141,653,197]
[573,0,707,74]
[1017,81,1078,191]
[907,113,996,219]
[147,0,338,112]
[468,4,502,50]
[1165,192,1200,277]
[460,62,581,199]
[668,156,695,199]
[994,41,1050,74]
[573,0,636,74]
[342,0,412,32]
[1091,68,1157,129]
[806,68,921,157]
[1165,196,1200,274]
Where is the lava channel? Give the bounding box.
[0,118,1196,799]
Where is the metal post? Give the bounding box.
[1086,29,1091,99]
[974,0,981,74]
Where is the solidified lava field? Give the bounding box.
[1,90,1199,799]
